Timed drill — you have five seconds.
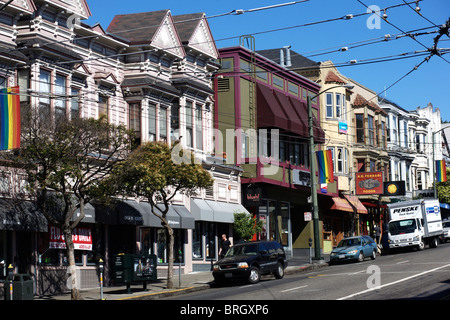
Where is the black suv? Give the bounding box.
[212,241,287,284]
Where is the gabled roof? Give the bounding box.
[353,94,387,115]
[107,10,169,44]
[106,9,184,58]
[173,13,218,59]
[325,71,346,84]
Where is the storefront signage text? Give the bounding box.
[355,172,383,195]
[49,225,92,250]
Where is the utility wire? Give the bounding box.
[356,0,450,66]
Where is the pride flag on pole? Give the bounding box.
[436,160,447,182]
[0,86,21,150]
[316,149,334,184]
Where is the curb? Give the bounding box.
[122,262,329,300]
[118,284,211,300]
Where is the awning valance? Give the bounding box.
[330,195,368,214]
[343,195,368,214]
[0,200,47,232]
[330,197,354,213]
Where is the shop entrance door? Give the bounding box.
[258,200,291,254]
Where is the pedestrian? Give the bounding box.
[374,224,381,244]
[219,234,231,259]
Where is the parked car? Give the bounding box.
[212,241,287,285]
[442,220,450,242]
[330,236,377,264]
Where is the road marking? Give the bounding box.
[337,263,450,300]
[281,285,308,293]
[396,260,410,264]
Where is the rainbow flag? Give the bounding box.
[436,160,447,182]
[0,86,21,150]
[316,149,334,184]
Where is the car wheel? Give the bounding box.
[430,237,438,248]
[248,266,261,284]
[417,238,425,251]
[273,262,284,279]
[357,251,364,262]
[371,250,376,260]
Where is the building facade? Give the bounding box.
[264,50,370,250]
[0,0,246,296]
[215,45,340,257]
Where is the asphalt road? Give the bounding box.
[165,242,450,301]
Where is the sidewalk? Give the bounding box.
[34,254,330,301]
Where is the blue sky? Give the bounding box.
[85,0,450,120]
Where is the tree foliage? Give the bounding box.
[12,113,133,299]
[437,168,450,203]
[233,212,263,242]
[104,141,213,288]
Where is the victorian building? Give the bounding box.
[0,0,246,296]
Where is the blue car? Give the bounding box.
[330,236,377,264]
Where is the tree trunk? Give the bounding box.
[166,225,174,289]
[63,227,83,300]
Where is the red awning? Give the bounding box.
[288,96,325,142]
[330,197,354,213]
[343,195,368,214]
[330,195,368,214]
[256,84,290,129]
[273,90,307,137]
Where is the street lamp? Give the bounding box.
[307,83,354,261]
[432,125,450,198]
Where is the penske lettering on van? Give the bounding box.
[392,206,419,215]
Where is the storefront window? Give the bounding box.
[192,222,203,259]
[280,202,290,247]
[205,222,216,259]
[157,229,167,263]
[156,228,185,264]
[268,200,277,241]
[141,228,153,255]
[39,249,61,266]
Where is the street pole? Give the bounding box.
[308,95,322,262]
[433,131,437,199]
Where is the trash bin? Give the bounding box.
[4,274,34,300]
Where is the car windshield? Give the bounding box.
[225,244,258,257]
[337,238,361,247]
[389,219,416,235]
[443,221,450,228]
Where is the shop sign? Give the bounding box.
[338,122,348,134]
[49,225,92,250]
[245,187,262,206]
[356,172,383,195]
[304,212,312,221]
[292,169,311,186]
[383,181,406,196]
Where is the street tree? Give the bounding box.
[13,113,133,300]
[233,212,263,242]
[437,168,450,203]
[104,142,213,289]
